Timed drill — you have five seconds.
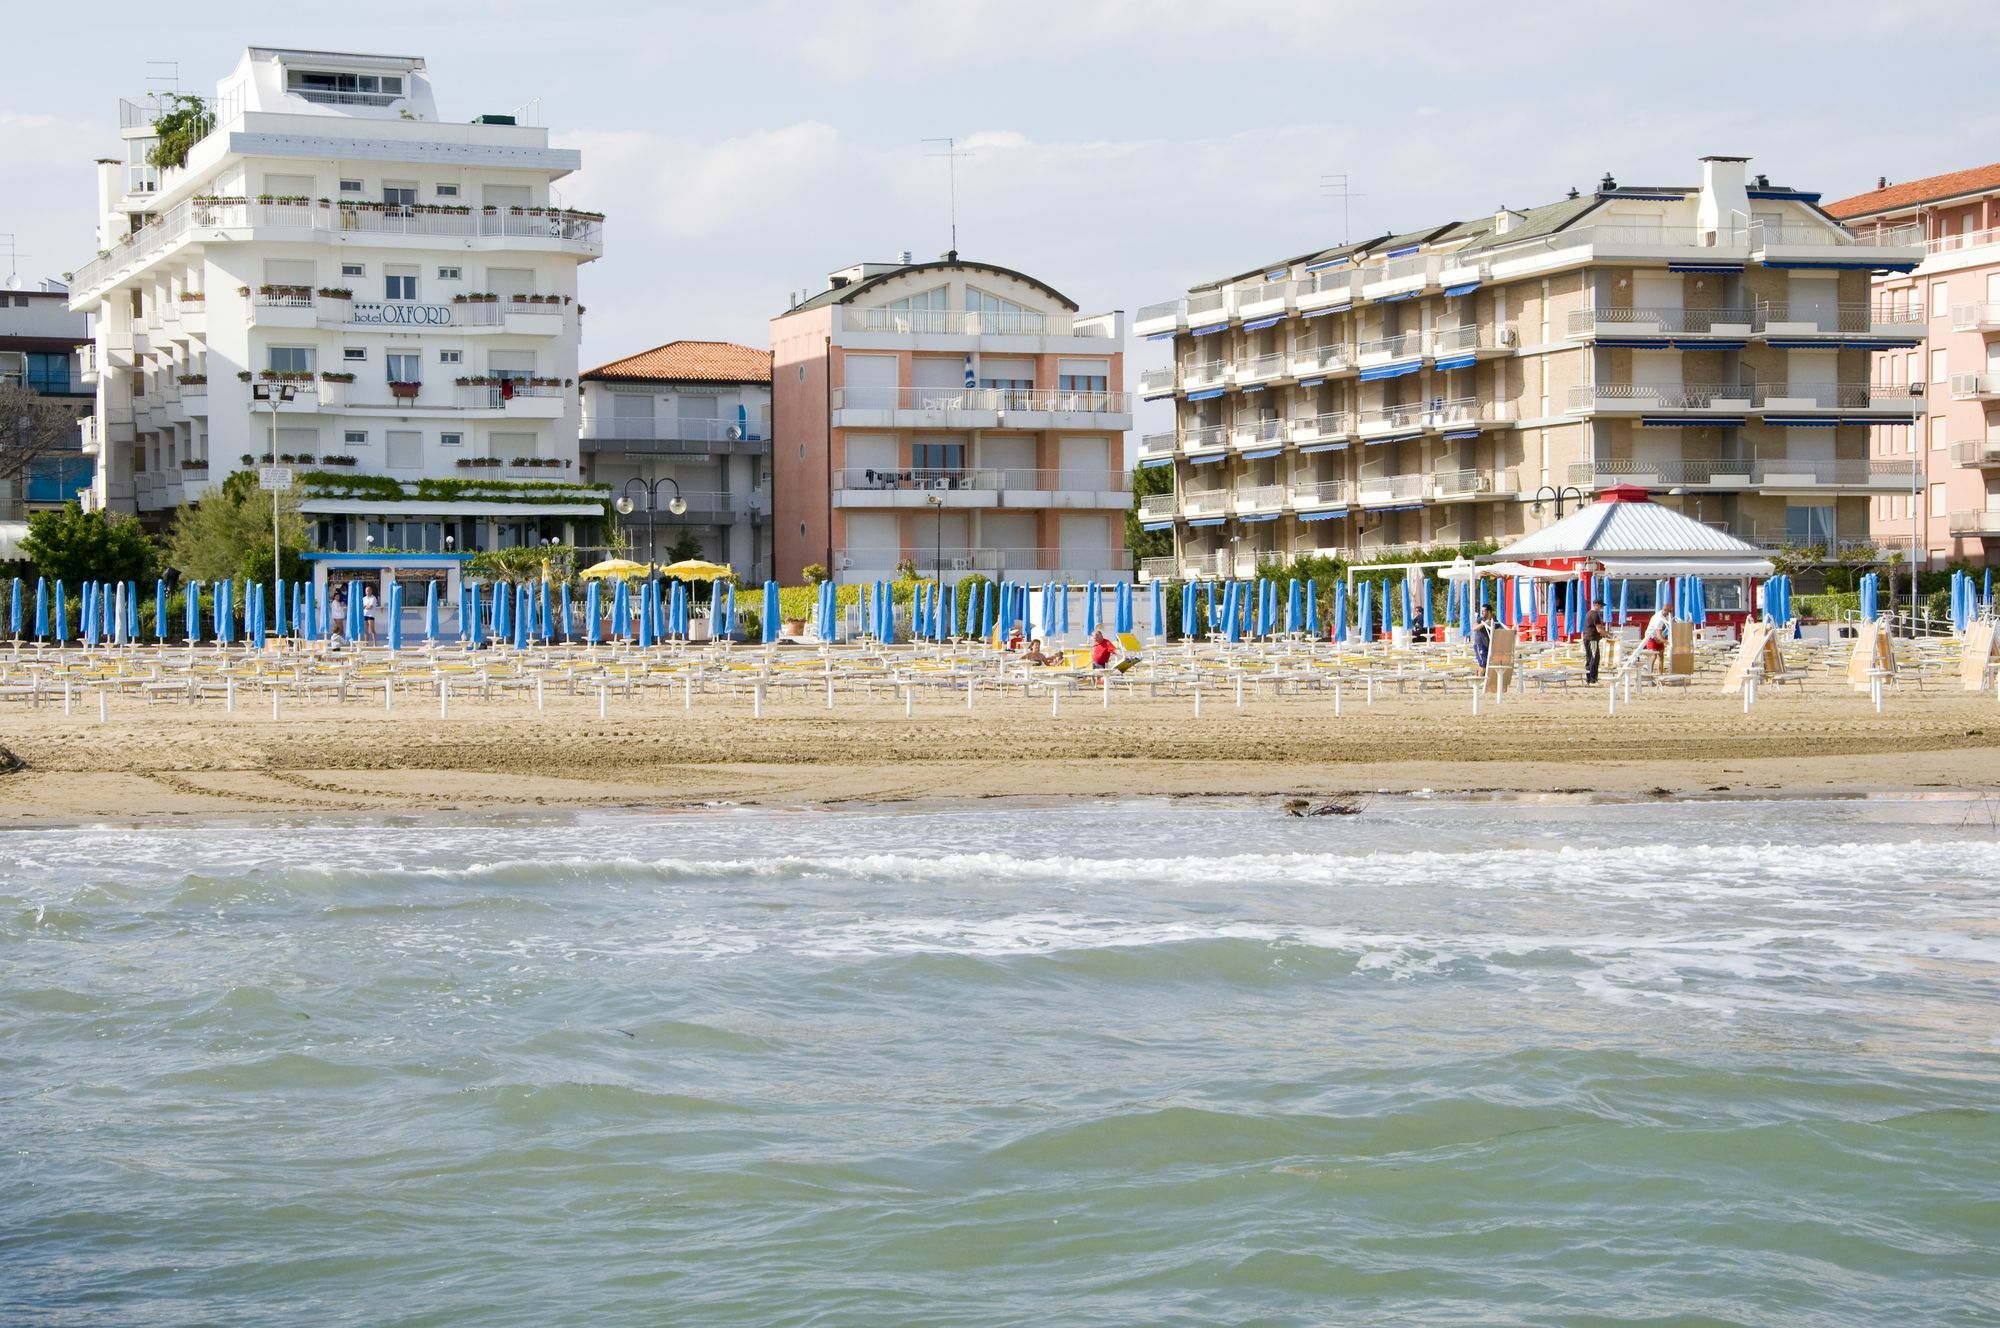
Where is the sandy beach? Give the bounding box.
[4,682,1997,824]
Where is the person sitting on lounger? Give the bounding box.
[1005,627,1026,651]
[1022,638,1061,665]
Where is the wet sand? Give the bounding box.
[4,683,1997,824]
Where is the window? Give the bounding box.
[877,285,950,332]
[344,430,369,447]
[383,182,417,209]
[967,286,1034,333]
[435,184,459,198]
[25,353,70,394]
[126,138,159,195]
[437,266,461,281]
[386,352,421,383]
[1932,281,1949,318]
[1932,349,1948,384]
[440,431,464,447]
[1931,483,1948,518]
[913,442,965,471]
[269,346,314,375]
[287,69,404,104]
[343,347,367,362]
[438,349,463,365]
[339,179,363,194]
[1932,416,1948,451]
[1784,504,1836,546]
[341,263,364,278]
[385,267,418,301]
[488,351,535,383]
[386,430,422,470]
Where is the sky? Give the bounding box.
[7,0,2000,392]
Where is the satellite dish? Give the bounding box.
[726,425,742,441]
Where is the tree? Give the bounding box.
[163,470,308,584]
[1125,465,1174,564]
[0,384,82,513]
[146,93,211,172]
[666,527,705,563]
[19,503,159,584]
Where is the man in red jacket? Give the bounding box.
[1090,629,1118,670]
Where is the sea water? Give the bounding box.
[2,797,1997,1326]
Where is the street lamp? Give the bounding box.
[614,475,686,564]
[251,382,297,613]
[1530,484,1585,520]
[1908,382,1925,617]
[925,492,944,580]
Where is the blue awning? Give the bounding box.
[1765,338,1843,349]
[1367,430,1424,444]
[1241,447,1283,460]
[1840,416,1893,425]
[1748,189,1821,202]
[1383,503,1426,513]
[1441,429,1482,441]
[1238,512,1279,523]
[1242,316,1281,331]
[1187,450,1228,464]
[1387,244,1420,258]
[1298,378,1325,389]
[1264,270,1289,281]
[1188,517,1226,528]
[1141,520,1175,531]
[1304,304,1351,317]
[1676,339,1747,349]
[1600,338,1674,349]
[1443,283,1480,297]
[1640,416,1748,427]
[1433,353,1476,371]
[1763,417,1841,427]
[1144,331,1178,341]
[1241,384,1265,394]
[1304,256,1349,271]
[1187,388,1225,401]
[1191,323,1228,336]
[1378,291,1419,302]
[1669,262,1743,273]
[1298,440,1348,454]
[1765,260,1909,271]
[1358,362,1422,381]
[1299,509,1346,522]
[1137,456,1175,468]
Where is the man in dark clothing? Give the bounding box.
[1472,605,1494,673]
[1581,598,1608,683]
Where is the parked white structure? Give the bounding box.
[68,47,606,596]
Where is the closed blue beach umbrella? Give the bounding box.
[153,579,167,641]
[183,581,199,643]
[881,581,896,644]
[762,581,779,643]
[1151,579,1165,640]
[1084,581,1099,635]
[1618,578,1630,626]
[1398,579,1412,633]
[1359,581,1373,641]
[385,583,402,651]
[464,583,481,647]
[945,580,958,639]
[637,582,654,648]
[219,579,235,644]
[82,583,97,647]
[54,581,68,642]
[511,583,527,650]
[1333,581,1348,644]
[34,578,47,640]
[1306,579,1320,637]
[611,578,630,639]
[1180,581,1195,640]
[424,581,440,642]
[579,580,598,644]
[980,580,994,637]
[349,582,366,642]
[6,577,17,638]
[1117,581,1133,634]
[1286,579,1300,635]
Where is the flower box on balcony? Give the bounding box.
[456,456,503,468]
[176,374,207,386]
[315,287,353,300]
[319,371,357,384]
[389,380,422,401]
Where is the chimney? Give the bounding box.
[828,274,848,290]
[1878,176,1888,191]
[897,249,913,265]
[1492,206,1513,235]
[1697,155,1750,241]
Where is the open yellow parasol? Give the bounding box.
[655,559,735,581]
[576,558,653,581]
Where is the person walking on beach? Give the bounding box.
[1581,597,1608,684]
[1472,605,1494,673]
[362,586,380,646]
[1642,604,1672,674]
[329,589,347,648]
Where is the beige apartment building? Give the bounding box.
[1134,156,1926,585]
[1828,163,2000,568]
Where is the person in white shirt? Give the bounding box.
[1642,606,1672,671]
[362,588,380,645]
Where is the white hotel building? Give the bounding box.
[68,47,605,594]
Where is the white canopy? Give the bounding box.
[1485,494,1771,577]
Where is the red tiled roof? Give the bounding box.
[1825,162,2000,219]
[582,340,771,384]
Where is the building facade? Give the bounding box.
[580,340,773,580]
[1134,156,1925,588]
[1828,164,2000,567]
[1,282,94,517]
[769,257,1131,586]
[67,47,606,596]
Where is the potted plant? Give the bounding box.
[320,371,356,384]
[390,380,422,401]
[236,371,253,382]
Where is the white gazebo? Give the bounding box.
[1484,485,1773,581]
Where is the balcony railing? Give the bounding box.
[1182,488,1230,517]
[1183,424,1227,453]
[1183,360,1229,391]
[1299,268,1355,303]
[71,199,606,296]
[1138,556,1178,582]
[1431,468,1497,499]
[1950,303,2000,333]
[1186,289,1230,325]
[1751,382,1907,409]
[831,387,1131,414]
[840,307,1102,337]
[1951,439,2000,468]
[1951,373,2000,400]
[1948,511,2000,536]
[1138,433,1178,461]
[1138,493,1176,520]
[1136,298,1185,325]
[1751,220,1922,249]
[839,546,1131,578]
[1571,457,1913,488]
[1290,411,1350,442]
[1753,302,1921,334]
[1924,225,2000,255]
[584,417,766,445]
[1289,343,1351,376]
[1230,418,1287,449]
[1290,478,1351,507]
[1429,324,1489,356]
[1567,382,1753,412]
[1138,366,1177,394]
[1235,278,1294,311]
[835,466,1130,495]
[1356,331,1424,363]
[1357,403,1423,432]
[1568,306,1755,336]
[1356,473,1427,504]
[1237,352,1287,383]
[1234,483,1287,514]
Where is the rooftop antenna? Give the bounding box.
[922,137,973,260]
[144,60,180,105]
[1,235,22,290]
[1320,173,1364,245]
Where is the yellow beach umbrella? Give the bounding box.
[656,559,735,581]
[577,558,653,581]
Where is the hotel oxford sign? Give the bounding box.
[350,301,457,326]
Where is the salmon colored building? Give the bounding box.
[1829,163,2000,567]
[769,256,1131,587]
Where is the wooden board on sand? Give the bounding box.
[1482,627,1517,694]
[1962,621,1997,691]
[1722,621,1778,694]
[1845,622,1897,691]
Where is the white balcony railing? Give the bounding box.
[1182,488,1230,517]
[1290,478,1351,507]
[1357,403,1423,432]
[1183,424,1228,454]
[1567,382,1753,412]
[1754,302,1923,335]
[836,467,1130,495]
[1751,220,1923,249]
[1186,288,1231,325]
[1567,306,1756,337]
[1290,411,1350,442]
[1138,493,1176,520]
[1289,342,1350,376]
[1356,473,1427,504]
[1182,360,1230,391]
[840,307,1102,337]
[1951,439,2000,468]
[1138,366,1177,395]
[1950,303,2000,333]
[832,387,1131,414]
[1237,352,1287,383]
[1137,433,1178,461]
[1947,510,2000,536]
[1230,418,1287,449]
[1573,457,1911,488]
[1951,373,2000,400]
[1429,324,1488,356]
[1431,468,1496,499]
[1233,483,1287,514]
[1356,331,1425,363]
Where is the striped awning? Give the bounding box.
[1378,291,1419,302]
[1433,353,1476,371]
[1299,509,1346,522]
[1137,456,1175,468]
[1242,316,1281,331]
[1144,331,1178,341]
[1241,384,1265,394]
[1669,262,1743,273]
[1191,323,1228,336]
[1187,388,1225,401]
[1441,429,1482,441]
[1187,450,1228,464]
[1358,362,1422,381]
[1298,378,1325,389]
[1238,512,1279,523]
[1304,304,1351,317]
[1599,338,1674,349]
[1640,416,1748,427]
[1298,440,1349,454]
[1188,517,1226,527]
[1141,520,1175,531]
[1387,244,1421,258]
[1443,283,1479,297]
[1304,256,1350,271]
[1762,416,1842,427]
[1241,447,1284,460]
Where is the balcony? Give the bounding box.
[247,287,319,328]
[1748,219,1923,269]
[1754,301,1925,342]
[1568,457,1910,491]
[1289,342,1352,379]
[1182,487,1230,518]
[1951,438,2000,469]
[1425,397,1516,431]
[1296,267,1356,314]
[1356,403,1424,437]
[1182,359,1231,393]
[1567,382,1754,415]
[1138,493,1176,521]
[1235,351,1289,387]
[1182,424,1228,458]
[581,418,768,455]
[173,297,207,337]
[1951,373,2000,402]
[1355,330,1425,370]
[1951,303,2000,334]
[1432,468,1502,502]
[1921,225,2000,258]
[838,306,1113,340]
[834,466,1129,511]
[1948,511,2000,537]
[1138,366,1178,399]
[1233,483,1288,516]
[1138,555,1178,583]
[1356,473,1426,506]
[181,382,208,415]
[1235,278,1296,323]
[1752,382,1923,418]
[1135,298,1186,338]
[1567,306,1756,339]
[1290,477,1351,510]
[1185,287,1233,332]
[1429,324,1502,363]
[1290,411,1351,447]
[1229,417,1288,453]
[74,343,99,384]
[1748,459,1913,492]
[1360,253,1438,301]
[1137,432,1178,463]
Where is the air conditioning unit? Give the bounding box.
[1498,328,1519,346]
[834,554,854,571]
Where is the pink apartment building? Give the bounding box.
[769,257,1131,587]
[1829,163,2000,567]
